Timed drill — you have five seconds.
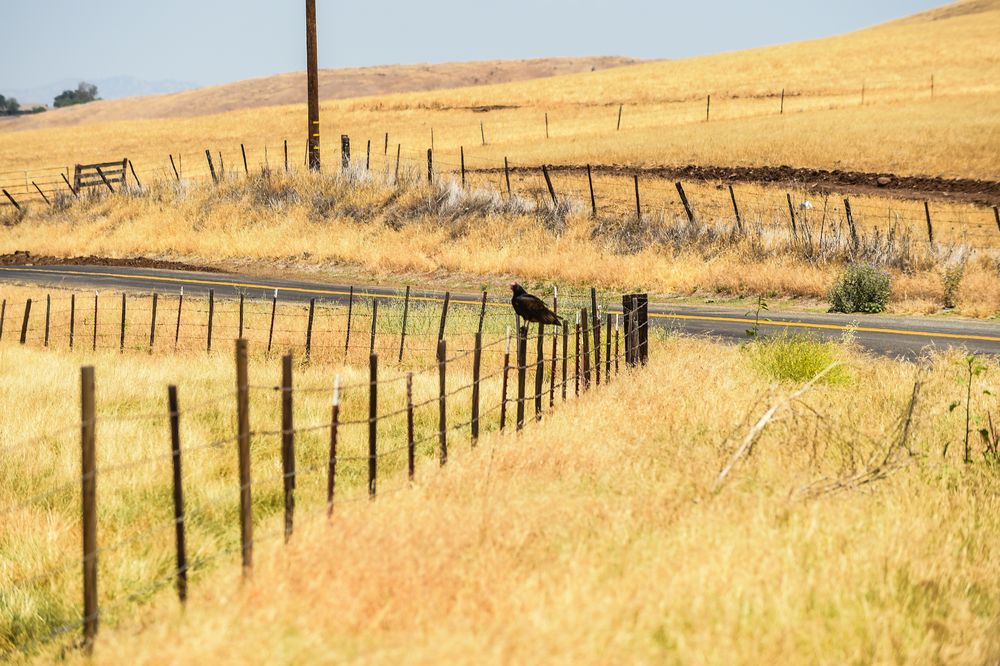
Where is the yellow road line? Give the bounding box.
[1,267,998,344]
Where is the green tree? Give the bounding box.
[53,81,99,108]
[0,94,20,116]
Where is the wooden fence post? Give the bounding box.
[587,164,597,217]
[305,298,315,361]
[238,294,245,339]
[534,324,545,420]
[394,144,401,184]
[438,340,448,464]
[477,291,487,335]
[542,165,558,207]
[345,286,354,357]
[617,104,623,130]
[581,308,591,390]
[119,293,126,353]
[561,320,568,401]
[281,354,295,541]
[545,112,549,139]
[33,182,51,206]
[615,314,620,374]
[844,198,859,249]
[235,339,252,573]
[384,132,389,156]
[207,289,214,352]
[591,288,601,386]
[92,292,98,352]
[623,295,634,367]
[369,297,378,356]
[638,294,649,365]
[205,150,218,184]
[729,184,742,232]
[2,189,20,211]
[600,312,611,381]
[504,157,512,197]
[16,298,32,345]
[786,193,798,239]
[574,314,580,397]
[167,385,187,603]
[515,326,527,431]
[460,146,466,188]
[241,144,249,176]
[634,175,641,222]
[149,293,158,350]
[169,155,180,181]
[706,94,711,122]
[341,135,351,171]
[80,365,98,650]
[437,291,450,343]
[676,182,696,223]
[472,332,481,445]
[549,289,558,408]
[500,328,511,431]
[366,139,371,171]
[97,166,115,193]
[284,140,289,173]
[369,352,379,494]
[174,288,183,352]
[44,294,51,347]
[69,294,75,349]
[327,376,340,517]
[406,373,415,480]
[268,289,277,353]
[994,206,1000,233]
[61,173,79,197]
[480,121,486,146]
[427,148,433,183]
[398,285,410,362]
[780,88,785,114]
[924,201,934,244]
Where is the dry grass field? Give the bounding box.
[4,331,999,664]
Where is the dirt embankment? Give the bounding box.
[498,164,1000,207]
[0,251,220,272]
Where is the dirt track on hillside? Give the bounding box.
[0,252,219,272]
[488,164,1000,207]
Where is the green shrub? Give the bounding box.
[828,263,891,313]
[941,262,965,309]
[743,334,850,385]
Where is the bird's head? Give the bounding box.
[510,282,523,295]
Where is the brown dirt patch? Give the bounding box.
[0,251,222,272]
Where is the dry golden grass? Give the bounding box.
[2,173,997,318]
[15,334,1000,665]
[1,0,998,184]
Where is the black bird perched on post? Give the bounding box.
[510,283,561,325]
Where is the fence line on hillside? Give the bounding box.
[0,292,650,659]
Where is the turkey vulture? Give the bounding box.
[510,283,561,325]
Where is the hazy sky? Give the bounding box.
[1,0,943,89]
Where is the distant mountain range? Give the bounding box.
[1,76,197,106]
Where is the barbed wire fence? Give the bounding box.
[0,292,649,659]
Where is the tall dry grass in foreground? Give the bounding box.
[1,168,998,318]
[25,335,1000,665]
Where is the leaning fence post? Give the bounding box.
[169,154,180,182]
[2,189,20,211]
[205,149,218,184]
[345,286,354,357]
[241,144,249,176]
[80,365,98,650]
[587,164,597,217]
[438,340,448,464]
[728,184,742,232]
[235,339,252,573]
[19,298,31,345]
[398,285,410,362]
[149,292,158,350]
[207,289,215,352]
[167,385,187,603]
[676,182,696,223]
[0,299,5,342]
[542,165,558,207]
[472,332,482,446]
[516,326,527,430]
[617,104,623,130]
[44,294,51,347]
[369,297,378,356]
[437,291,450,343]
[924,201,934,244]
[305,298,315,361]
[994,206,1000,234]
[534,324,545,420]
[406,373,415,480]
[500,327,511,431]
[268,289,277,353]
[786,193,798,239]
[281,355,295,541]
[844,198,859,249]
[327,376,340,517]
[174,288,183,352]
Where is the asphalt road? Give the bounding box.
[0,265,998,358]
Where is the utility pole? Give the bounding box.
[306,0,321,170]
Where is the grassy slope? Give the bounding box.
[31,336,1000,665]
[0,0,998,180]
